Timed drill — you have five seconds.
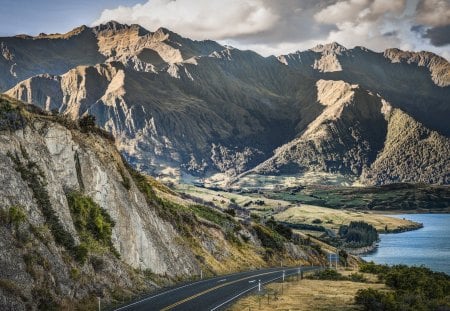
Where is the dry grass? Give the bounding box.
[275,204,419,232]
[176,184,290,212]
[227,269,386,311]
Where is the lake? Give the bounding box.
[361,214,450,275]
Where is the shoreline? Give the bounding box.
[347,221,424,256]
[370,208,450,215]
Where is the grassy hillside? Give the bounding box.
[262,183,450,211]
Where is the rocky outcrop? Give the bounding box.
[384,48,450,87]
[0,96,325,309]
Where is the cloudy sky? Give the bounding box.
[1,0,449,59]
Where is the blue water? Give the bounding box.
[361,214,450,275]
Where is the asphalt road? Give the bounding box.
[115,266,320,311]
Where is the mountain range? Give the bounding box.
[1,21,449,186]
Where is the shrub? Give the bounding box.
[355,288,397,311]
[70,268,80,280]
[359,262,390,275]
[349,273,368,283]
[224,208,236,217]
[225,230,241,245]
[356,263,450,310]
[78,114,96,128]
[90,256,105,272]
[307,269,345,280]
[0,98,26,131]
[9,205,27,227]
[73,244,89,264]
[66,191,118,259]
[312,218,323,224]
[265,218,293,240]
[253,224,284,251]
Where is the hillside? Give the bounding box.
[245,80,450,185]
[1,22,449,186]
[0,95,325,310]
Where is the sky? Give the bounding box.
[1,0,449,59]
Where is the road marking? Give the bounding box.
[248,280,256,283]
[114,269,264,310]
[159,269,295,311]
[210,272,299,311]
[217,279,227,283]
[210,285,258,311]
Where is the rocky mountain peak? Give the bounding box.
[383,48,450,87]
[311,42,347,55]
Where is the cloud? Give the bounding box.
[94,0,279,40]
[416,0,450,27]
[423,24,450,46]
[93,0,450,59]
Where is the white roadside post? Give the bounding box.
[97,297,101,311]
[258,279,261,292]
[282,270,285,282]
[200,269,203,280]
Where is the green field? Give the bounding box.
[259,183,450,211]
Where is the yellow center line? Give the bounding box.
[159,269,286,311]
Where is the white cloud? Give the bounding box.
[93,0,450,59]
[94,0,279,40]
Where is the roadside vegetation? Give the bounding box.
[356,262,450,310]
[229,263,450,311]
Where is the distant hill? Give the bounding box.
[1,21,449,185]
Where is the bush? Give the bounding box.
[8,205,27,227]
[360,262,390,275]
[265,218,293,240]
[224,208,236,217]
[253,224,284,251]
[349,273,368,283]
[66,191,118,258]
[0,98,26,131]
[70,268,80,280]
[312,218,323,224]
[307,269,345,280]
[73,244,89,264]
[79,114,96,128]
[356,263,450,310]
[90,256,105,272]
[355,288,397,311]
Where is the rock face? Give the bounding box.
[0,96,323,309]
[1,22,450,185]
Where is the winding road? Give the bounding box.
[114,266,320,311]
